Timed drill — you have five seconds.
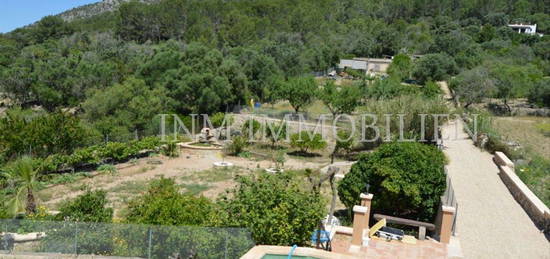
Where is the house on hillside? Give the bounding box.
[507,23,537,35]
[338,57,392,76]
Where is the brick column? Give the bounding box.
[351,205,368,246]
[439,205,455,244]
[360,193,373,228]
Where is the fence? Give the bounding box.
[441,167,458,236]
[0,219,255,259]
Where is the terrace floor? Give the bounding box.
[331,235,448,259]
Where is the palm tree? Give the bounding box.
[4,156,39,215]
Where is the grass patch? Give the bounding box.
[492,116,550,158]
[197,167,240,182]
[180,183,211,195]
[516,156,550,206]
[489,116,550,206]
[40,172,91,188]
[37,189,54,202]
[109,180,148,194]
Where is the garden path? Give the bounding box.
[441,119,549,259]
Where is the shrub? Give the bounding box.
[362,95,449,146]
[55,190,113,222]
[224,136,249,155]
[367,77,419,100]
[218,172,325,246]
[422,81,442,99]
[125,177,218,226]
[36,137,162,174]
[333,130,354,155]
[161,140,179,158]
[210,112,234,128]
[265,121,288,147]
[290,131,327,154]
[528,78,550,108]
[97,164,117,174]
[241,119,261,138]
[536,123,550,137]
[0,195,9,219]
[338,142,447,222]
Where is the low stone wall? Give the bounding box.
[493,152,550,231]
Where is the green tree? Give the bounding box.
[56,190,113,222]
[451,67,495,108]
[241,119,262,139]
[528,78,550,108]
[218,172,325,246]
[318,81,361,117]
[30,16,73,44]
[413,53,458,84]
[0,110,87,161]
[265,121,288,148]
[126,177,218,226]
[489,63,543,112]
[338,142,447,222]
[387,54,412,81]
[331,130,354,163]
[281,77,317,113]
[83,77,169,141]
[4,156,40,215]
[290,131,327,154]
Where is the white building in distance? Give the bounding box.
[507,24,537,35]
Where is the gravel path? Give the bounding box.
[442,119,549,259]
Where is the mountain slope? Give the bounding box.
[58,0,159,21]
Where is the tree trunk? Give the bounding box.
[26,187,36,215]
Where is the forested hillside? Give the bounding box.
[0,0,549,157]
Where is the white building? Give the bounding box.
[507,24,537,35]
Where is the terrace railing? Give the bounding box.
[441,167,458,236]
[0,219,254,259]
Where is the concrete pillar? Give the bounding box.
[351,205,368,246]
[439,205,456,244]
[360,193,373,228]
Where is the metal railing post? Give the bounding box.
[224,232,228,259]
[147,227,152,259]
[74,223,78,255]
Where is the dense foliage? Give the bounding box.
[0,110,87,162]
[218,172,325,246]
[338,142,447,222]
[290,131,328,154]
[55,190,113,222]
[126,177,218,226]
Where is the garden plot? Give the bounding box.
[36,148,329,217]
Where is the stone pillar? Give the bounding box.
[351,205,368,247]
[439,205,456,244]
[360,193,373,228]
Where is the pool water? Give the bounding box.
[261,255,320,259]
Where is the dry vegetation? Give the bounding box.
[492,116,550,158]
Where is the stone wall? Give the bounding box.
[494,152,550,232]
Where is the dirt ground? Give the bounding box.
[37,147,332,218]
